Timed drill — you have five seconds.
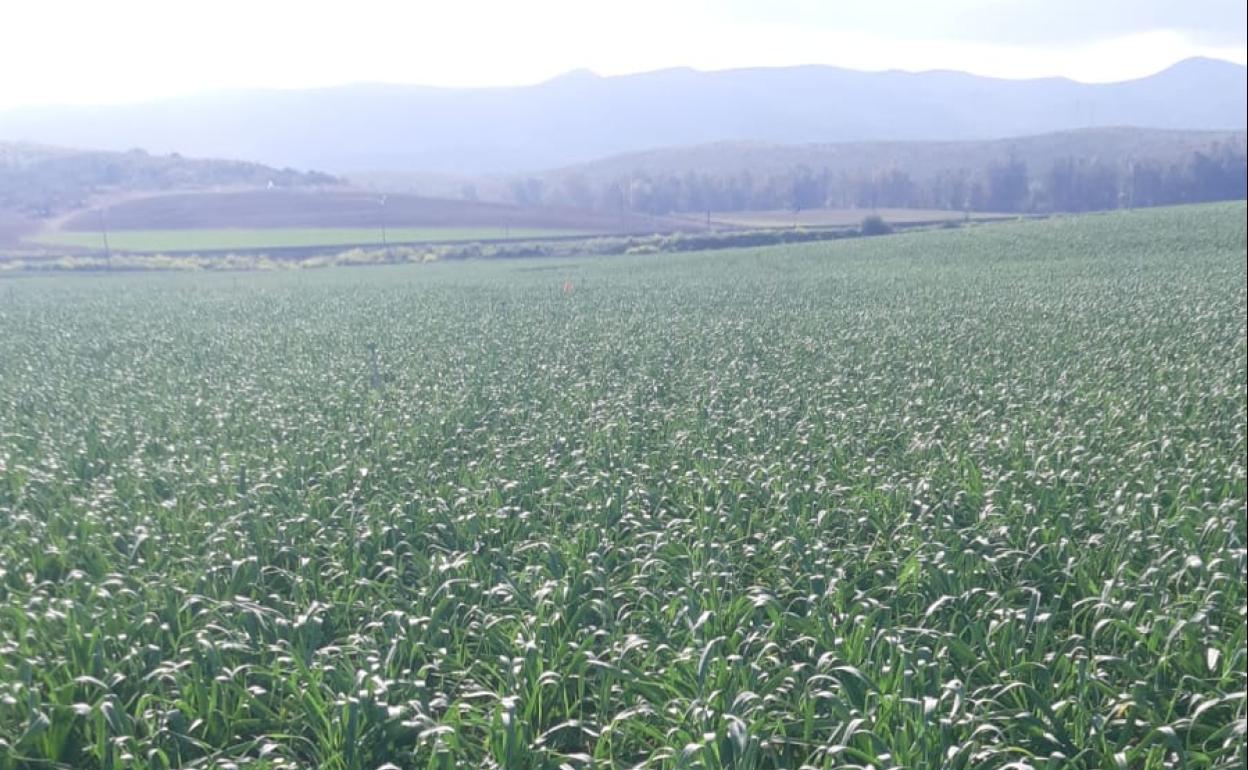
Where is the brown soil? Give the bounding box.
[0,211,37,246]
[60,189,685,233]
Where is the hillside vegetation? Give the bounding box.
[0,143,338,218]
[526,128,1248,214]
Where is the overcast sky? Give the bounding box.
[2,0,1245,108]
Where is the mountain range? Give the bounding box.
[1,58,1243,176]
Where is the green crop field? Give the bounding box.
[1,203,1245,769]
[30,226,589,253]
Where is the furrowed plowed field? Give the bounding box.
[57,190,652,232]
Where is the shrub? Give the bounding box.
[860,214,893,236]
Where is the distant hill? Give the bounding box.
[527,127,1248,214]
[0,58,1243,175]
[0,143,339,218]
[543,127,1248,182]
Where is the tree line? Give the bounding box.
[0,145,339,218]
[514,143,1247,215]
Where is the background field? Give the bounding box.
[0,203,1244,769]
[32,226,590,252]
[55,190,646,233]
[695,207,1014,229]
[10,189,693,254]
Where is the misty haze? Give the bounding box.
[1,2,1245,769]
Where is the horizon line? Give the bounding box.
[1,55,1244,111]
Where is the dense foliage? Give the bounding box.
[525,141,1248,215]
[1,203,1245,769]
[0,144,338,218]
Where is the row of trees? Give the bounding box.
[514,144,1247,215]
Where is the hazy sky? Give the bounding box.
[2,0,1245,108]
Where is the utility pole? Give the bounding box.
[378,195,388,247]
[100,208,112,268]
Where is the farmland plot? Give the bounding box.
[30,227,589,254]
[0,203,1245,769]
